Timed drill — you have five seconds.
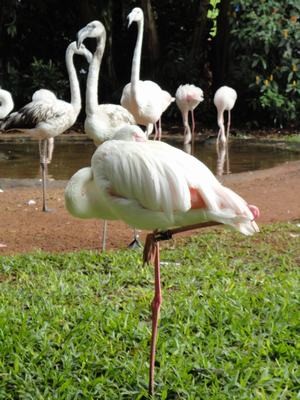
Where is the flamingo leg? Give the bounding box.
[191,110,196,153]
[39,139,48,212]
[226,110,231,140]
[157,118,162,141]
[149,241,162,396]
[101,220,108,251]
[128,228,143,249]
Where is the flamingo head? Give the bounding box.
[127,7,144,27]
[77,20,106,48]
[112,125,147,142]
[67,41,93,64]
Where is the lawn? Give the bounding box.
[0,222,299,399]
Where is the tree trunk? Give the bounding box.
[211,0,231,91]
[190,0,210,60]
[141,0,160,75]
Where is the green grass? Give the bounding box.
[0,222,299,399]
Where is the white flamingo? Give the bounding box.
[1,41,92,211]
[77,20,141,249]
[175,84,204,145]
[121,7,174,140]
[0,88,14,119]
[64,124,260,395]
[77,20,136,146]
[214,85,237,145]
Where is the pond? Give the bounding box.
[0,137,299,180]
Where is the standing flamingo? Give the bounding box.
[76,20,141,249]
[1,42,92,212]
[175,84,204,145]
[77,20,136,146]
[64,124,260,396]
[121,7,174,140]
[214,85,237,145]
[0,88,14,119]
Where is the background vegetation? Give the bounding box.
[0,0,299,129]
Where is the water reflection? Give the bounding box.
[216,143,230,177]
[0,137,299,180]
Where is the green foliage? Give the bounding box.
[208,0,221,37]
[229,0,300,127]
[0,222,299,398]
[29,58,68,99]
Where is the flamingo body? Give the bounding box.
[1,43,92,139]
[1,42,92,211]
[175,84,204,145]
[120,8,174,139]
[0,89,14,120]
[65,126,259,236]
[214,86,237,144]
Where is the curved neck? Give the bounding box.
[131,18,144,96]
[65,48,81,115]
[86,32,106,115]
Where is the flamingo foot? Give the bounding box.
[128,237,143,249]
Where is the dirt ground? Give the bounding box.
[0,159,300,255]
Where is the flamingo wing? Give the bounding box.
[91,140,192,218]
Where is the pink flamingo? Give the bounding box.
[214,85,237,145]
[175,84,204,145]
[64,125,259,395]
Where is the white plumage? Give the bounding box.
[77,20,135,146]
[214,85,237,144]
[0,88,14,120]
[1,42,92,211]
[65,125,259,236]
[120,7,174,140]
[175,84,204,145]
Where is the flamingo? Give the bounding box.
[175,84,204,145]
[77,20,141,249]
[64,124,260,395]
[1,41,92,212]
[121,7,174,140]
[214,85,237,145]
[76,20,136,146]
[0,88,14,119]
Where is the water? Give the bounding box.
[0,138,299,180]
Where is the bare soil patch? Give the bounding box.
[0,160,299,256]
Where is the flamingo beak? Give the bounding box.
[76,26,88,49]
[127,13,134,28]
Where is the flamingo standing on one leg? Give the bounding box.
[175,84,204,146]
[1,42,92,212]
[213,85,237,145]
[76,20,141,249]
[64,124,260,396]
[0,88,14,120]
[121,7,174,140]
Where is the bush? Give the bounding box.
[229,0,300,128]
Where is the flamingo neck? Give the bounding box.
[86,33,106,115]
[65,47,81,116]
[131,17,144,98]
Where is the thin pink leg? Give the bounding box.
[227,110,231,140]
[148,242,162,396]
[191,110,195,138]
